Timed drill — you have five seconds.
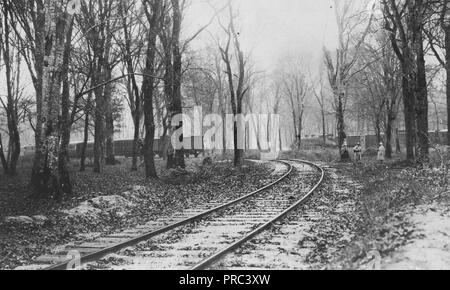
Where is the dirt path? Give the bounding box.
[382,203,450,270]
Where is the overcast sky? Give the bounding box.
[2,0,360,97]
[184,0,344,73]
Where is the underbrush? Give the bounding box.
[335,159,449,269]
[281,148,339,162]
[160,159,258,185]
[207,151,263,161]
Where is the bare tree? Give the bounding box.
[324,0,374,159]
[31,0,76,199]
[0,0,23,175]
[367,32,402,158]
[217,0,249,167]
[280,63,309,150]
[4,0,83,197]
[269,82,283,151]
[141,0,162,178]
[383,0,429,161]
[426,0,450,145]
[184,53,218,115]
[213,49,228,157]
[78,0,121,172]
[311,68,329,146]
[6,0,47,189]
[80,92,93,172]
[117,0,146,171]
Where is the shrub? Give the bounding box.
[281,148,340,162]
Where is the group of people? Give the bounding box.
[341,140,386,162]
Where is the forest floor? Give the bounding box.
[1,151,449,270]
[0,157,276,270]
[381,201,450,270]
[325,156,450,270]
[280,149,450,270]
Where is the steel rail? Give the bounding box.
[191,160,325,270]
[45,160,293,270]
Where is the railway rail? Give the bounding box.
[191,160,324,270]
[42,160,323,270]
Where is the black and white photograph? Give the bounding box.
[0,0,449,276]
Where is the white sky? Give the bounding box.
[2,0,345,98]
[184,0,342,73]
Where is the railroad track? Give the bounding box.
[191,160,324,270]
[42,160,323,270]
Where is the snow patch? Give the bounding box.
[3,216,34,225]
[32,215,49,226]
[61,195,135,221]
[383,203,450,270]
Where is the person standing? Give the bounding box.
[354,142,362,161]
[377,143,386,163]
[341,140,350,161]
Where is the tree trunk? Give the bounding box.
[80,106,90,172]
[322,109,326,146]
[105,112,115,165]
[31,2,73,200]
[131,118,140,171]
[142,0,161,179]
[166,0,185,169]
[434,102,440,139]
[119,0,141,172]
[402,59,417,161]
[92,35,106,172]
[385,0,424,161]
[222,111,227,157]
[7,126,20,176]
[233,118,241,166]
[337,92,346,150]
[1,2,20,176]
[416,30,429,161]
[60,27,72,165]
[105,67,116,166]
[298,116,303,150]
[0,134,9,174]
[163,54,175,161]
[105,115,115,165]
[235,85,245,167]
[291,110,298,148]
[220,1,246,168]
[234,89,245,167]
[279,127,283,152]
[161,116,169,160]
[31,1,46,189]
[93,64,105,173]
[58,17,74,195]
[375,118,382,144]
[446,26,450,146]
[386,113,394,159]
[395,126,402,153]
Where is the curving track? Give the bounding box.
[43,160,323,270]
[191,160,324,270]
